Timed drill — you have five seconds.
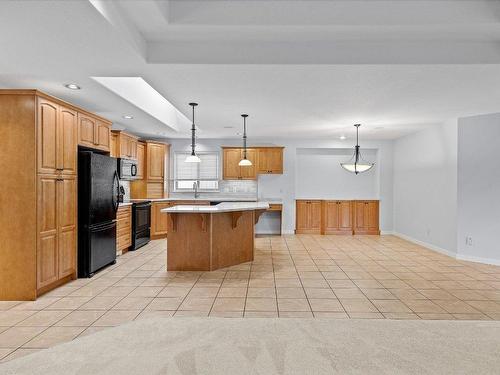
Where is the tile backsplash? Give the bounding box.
[219,180,257,195]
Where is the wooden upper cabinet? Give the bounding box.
[239,149,257,179]
[95,120,111,151]
[112,131,139,159]
[323,200,352,234]
[77,113,96,149]
[77,114,111,152]
[135,142,145,179]
[37,99,58,174]
[223,148,242,179]
[353,200,380,235]
[37,99,77,175]
[295,200,322,234]
[110,132,118,158]
[57,176,77,279]
[258,147,283,174]
[58,107,77,175]
[223,148,257,180]
[147,142,165,181]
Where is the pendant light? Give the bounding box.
[238,114,252,166]
[185,102,201,163]
[340,124,374,174]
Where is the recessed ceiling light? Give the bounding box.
[64,83,81,90]
[122,115,133,119]
[339,135,347,140]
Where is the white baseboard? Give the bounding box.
[392,232,457,258]
[380,230,395,235]
[392,232,500,266]
[456,253,500,266]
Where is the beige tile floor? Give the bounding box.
[1,234,500,363]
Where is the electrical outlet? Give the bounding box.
[466,236,473,246]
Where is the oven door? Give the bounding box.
[134,203,151,232]
[118,159,138,181]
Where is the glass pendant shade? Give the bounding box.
[186,102,201,163]
[185,153,201,163]
[340,124,375,175]
[239,114,252,166]
[238,158,252,166]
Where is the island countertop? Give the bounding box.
[161,201,270,214]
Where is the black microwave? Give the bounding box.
[118,158,138,180]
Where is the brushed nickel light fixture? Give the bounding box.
[238,114,252,166]
[340,124,374,174]
[185,102,201,163]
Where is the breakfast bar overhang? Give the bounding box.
[162,202,269,271]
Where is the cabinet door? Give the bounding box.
[129,138,138,159]
[266,148,283,173]
[119,133,130,158]
[37,99,58,174]
[57,177,77,279]
[354,201,366,231]
[95,121,110,151]
[240,148,257,179]
[77,114,96,148]
[366,201,379,231]
[323,201,339,232]
[151,202,171,237]
[296,201,309,232]
[110,133,118,158]
[338,201,352,230]
[136,142,145,179]
[309,201,322,231]
[37,176,59,289]
[58,107,77,175]
[223,148,242,179]
[147,143,165,181]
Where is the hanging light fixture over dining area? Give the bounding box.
[340,124,375,174]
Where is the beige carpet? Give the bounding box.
[1,318,499,374]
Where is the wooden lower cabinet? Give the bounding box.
[296,200,379,235]
[322,200,352,235]
[353,200,380,235]
[151,200,210,239]
[37,175,77,291]
[151,202,173,239]
[295,200,322,234]
[116,205,132,253]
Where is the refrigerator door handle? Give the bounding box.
[112,171,119,212]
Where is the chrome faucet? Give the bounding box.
[193,181,199,199]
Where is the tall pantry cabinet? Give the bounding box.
[0,90,111,300]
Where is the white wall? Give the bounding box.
[296,148,378,200]
[167,137,394,234]
[457,113,500,265]
[393,121,458,255]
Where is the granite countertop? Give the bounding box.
[118,202,133,207]
[162,201,270,213]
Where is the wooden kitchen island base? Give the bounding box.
[164,203,269,271]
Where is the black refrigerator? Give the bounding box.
[78,150,120,277]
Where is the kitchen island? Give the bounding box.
[161,202,269,271]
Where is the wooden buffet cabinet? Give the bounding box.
[222,146,284,180]
[296,200,380,235]
[0,90,112,300]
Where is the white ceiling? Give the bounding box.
[1,0,500,140]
